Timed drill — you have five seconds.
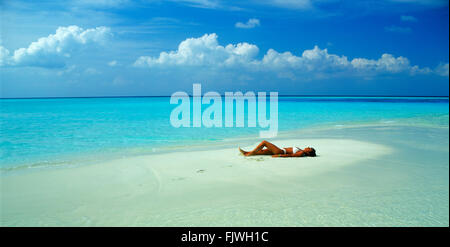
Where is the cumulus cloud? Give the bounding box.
[235,18,261,29]
[401,15,418,22]
[134,33,259,67]
[0,46,11,67]
[262,46,351,72]
[435,63,449,76]
[351,54,430,74]
[0,25,111,68]
[134,33,446,78]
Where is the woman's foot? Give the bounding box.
[238,147,250,156]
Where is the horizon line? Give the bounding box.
[1,95,449,100]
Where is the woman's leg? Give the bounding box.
[245,140,284,156]
[239,148,273,156]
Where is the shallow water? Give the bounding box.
[1,96,448,170]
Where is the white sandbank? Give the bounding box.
[1,138,390,226]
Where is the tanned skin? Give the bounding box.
[239,140,316,158]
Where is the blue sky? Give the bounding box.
[1,0,449,97]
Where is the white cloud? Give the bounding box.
[166,0,448,12]
[235,18,261,29]
[435,63,449,76]
[390,0,448,7]
[0,25,111,68]
[0,46,11,67]
[352,54,414,73]
[169,0,312,10]
[261,0,312,9]
[273,0,449,9]
[385,25,412,33]
[260,46,351,73]
[134,33,259,67]
[134,33,447,78]
[71,0,130,8]
[169,0,221,9]
[401,15,418,22]
[262,46,432,75]
[56,65,77,76]
[108,60,118,66]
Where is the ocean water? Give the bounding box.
[1,96,448,170]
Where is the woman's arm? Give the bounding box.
[272,154,293,158]
[272,151,305,158]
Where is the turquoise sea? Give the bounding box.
[0,96,448,171]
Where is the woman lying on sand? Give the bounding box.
[239,140,316,158]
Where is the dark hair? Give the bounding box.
[305,147,316,157]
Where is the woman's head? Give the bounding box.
[303,147,316,157]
